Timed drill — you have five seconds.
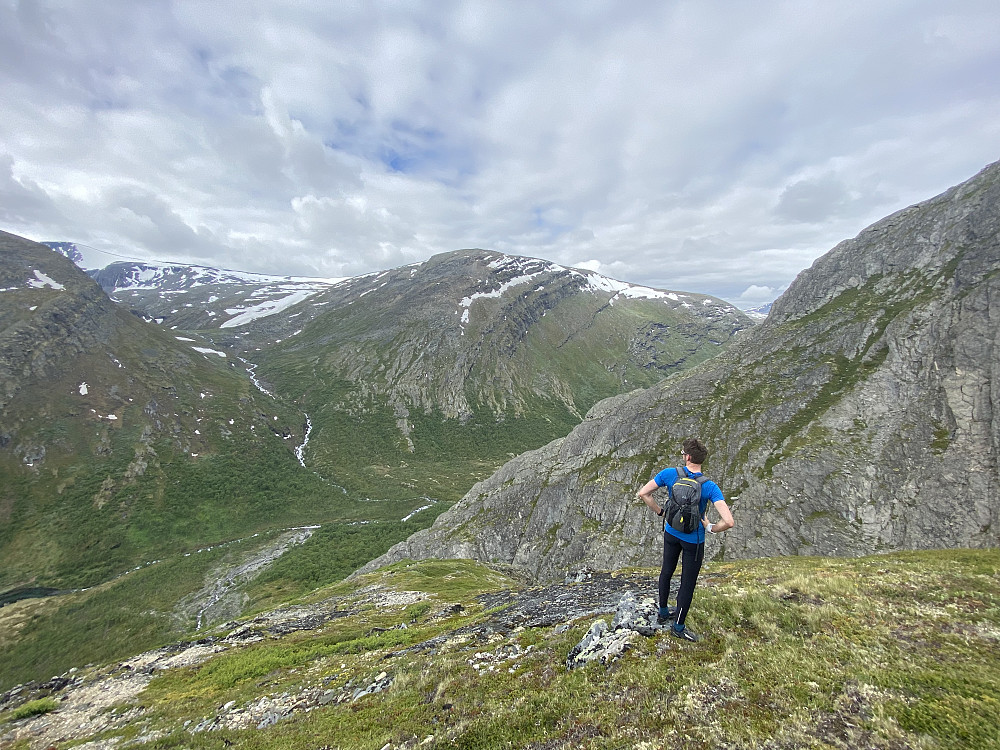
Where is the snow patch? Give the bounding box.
[192,347,227,357]
[78,382,89,395]
[577,270,676,301]
[221,290,315,328]
[28,270,65,290]
[459,270,548,332]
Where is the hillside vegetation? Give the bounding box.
[2,549,998,749]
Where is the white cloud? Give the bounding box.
[736,284,784,308]
[2,0,999,306]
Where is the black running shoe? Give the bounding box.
[656,607,677,626]
[669,626,701,642]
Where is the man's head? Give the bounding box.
[682,437,708,465]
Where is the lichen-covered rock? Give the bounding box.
[566,591,663,669]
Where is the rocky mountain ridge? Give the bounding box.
[360,159,1000,581]
[88,259,345,331]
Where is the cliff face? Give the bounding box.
[359,160,1000,581]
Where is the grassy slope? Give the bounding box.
[0,517,443,690]
[4,549,997,749]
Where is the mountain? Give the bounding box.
[743,301,772,320]
[359,159,1000,581]
[0,231,383,593]
[86,249,754,503]
[88,260,344,330]
[40,242,85,267]
[233,250,753,501]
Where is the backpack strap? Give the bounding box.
[677,467,709,485]
[669,467,685,496]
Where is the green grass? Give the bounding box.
[0,516,453,691]
[1,697,58,723]
[16,549,995,749]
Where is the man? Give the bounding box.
[636,437,735,642]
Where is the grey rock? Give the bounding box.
[566,590,665,669]
[611,592,660,636]
[566,619,639,670]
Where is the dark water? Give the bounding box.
[0,586,66,607]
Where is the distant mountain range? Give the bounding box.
[742,301,772,320]
[88,260,346,330]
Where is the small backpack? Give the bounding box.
[664,468,708,534]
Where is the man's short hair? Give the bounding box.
[682,438,708,465]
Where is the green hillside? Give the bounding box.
[251,251,747,503]
[0,234,433,593]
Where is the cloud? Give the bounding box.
[735,284,785,308]
[775,174,854,224]
[0,153,61,226]
[2,0,999,307]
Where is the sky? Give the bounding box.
[2,1,999,308]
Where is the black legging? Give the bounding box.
[659,533,704,627]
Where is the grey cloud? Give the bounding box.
[104,187,218,257]
[774,174,853,224]
[0,154,63,227]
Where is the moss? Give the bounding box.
[2,697,59,723]
[931,422,952,455]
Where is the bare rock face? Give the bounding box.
[359,160,1000,581]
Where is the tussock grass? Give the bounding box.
[1,697,58,724]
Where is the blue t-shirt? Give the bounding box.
[654,466,724,544]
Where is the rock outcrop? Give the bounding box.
[359,160,1000,581]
